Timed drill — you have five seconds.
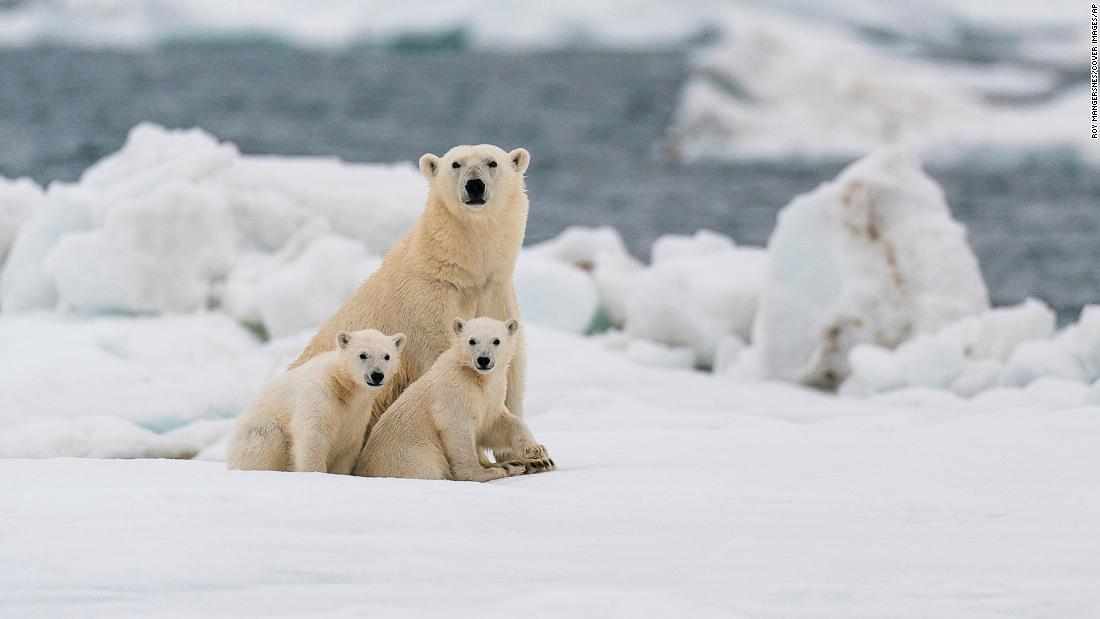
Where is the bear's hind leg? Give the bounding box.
[227,421,291,471]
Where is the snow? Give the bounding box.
[622,231,765,368]
[1,124,423,323]
[513,253,600,334]
[1,324,1098,616]
[843,301,1100,400]
[0,176,41,270]
[527,227,765,368]
[223,232,381,339]
[0,312,303,458]
[753,146,988,388]
[663,3,1090,165]
[667,8,985,163]
[524,225,643,328]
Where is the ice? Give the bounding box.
[0,415,228,459]
[668,8,985,162]
[224,232,381,339]
[0,313,278,439]
[524,225,642,327]
[47,180,236,313]
[513,253,600,334]
[665,2,1090,165]
[843,300,1100,399]
[623,231,766,368]
[0,176,41,271]
[650,228,735,263]
[1002,339,1088,387]
[622,338,696,369]
[1087,380,1100,406]
[527,227,766,368]
[754,146,988,388]
[711,333,747,374]
[2,124,423,331]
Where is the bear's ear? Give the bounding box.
[392,333,406,350]
[505,319,520,336]
[336,331,351,349]
[419,153,440,179]
[509,148,530,174]
[452,318,465,336]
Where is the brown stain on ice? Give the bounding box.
[807,179,914,390]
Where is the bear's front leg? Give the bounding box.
[290,410,331,473]
[291,432,330,473]
[504,327,527,418]
[441,423,523,482]
[485,409,554,474]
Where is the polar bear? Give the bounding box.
[291,145,531,445]
[355,317,553,482]
[227,329,405,474]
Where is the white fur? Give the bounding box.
[227,329,405,473]
[356,317,553,482]
[291,144,531,452]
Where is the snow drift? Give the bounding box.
[0,124,424,325]
[844,298,1100,399]
[753,146,988,389]
[525,227,766,368]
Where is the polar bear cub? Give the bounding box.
[227,329,405,474]
[355,317,553,482]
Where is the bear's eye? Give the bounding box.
[488,160,497,168]
[468,338,476,346]
[359,353,367,360]
[451,162,461,169]
[492,338,500,346]
[383,354,390,361]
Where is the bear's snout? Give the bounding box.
[475,356,493,370]
[464,178,486,204]
[367,370,385,386]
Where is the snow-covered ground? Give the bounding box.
[2,325,1099,617]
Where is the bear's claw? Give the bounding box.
[500,461,527,476]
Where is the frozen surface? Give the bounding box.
[622,231,765,368]
[524,225,642,328]
[1,324,1098,617]
[1,123,422,321]
[665,3,1089,164]
[753,146,988,388]
[0,176,40,270]
[526,227,765,366]
[845,301,1100,398]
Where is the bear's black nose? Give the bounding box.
[465,178,485,199]
[476,356,491,368]
[369,371,384,384]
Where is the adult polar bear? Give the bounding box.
[292,144,531,447]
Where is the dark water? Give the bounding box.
[0,45,1096,322]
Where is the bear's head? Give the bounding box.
[451,316,520,374]
[335,329,406,388]
[419,144,530,217]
